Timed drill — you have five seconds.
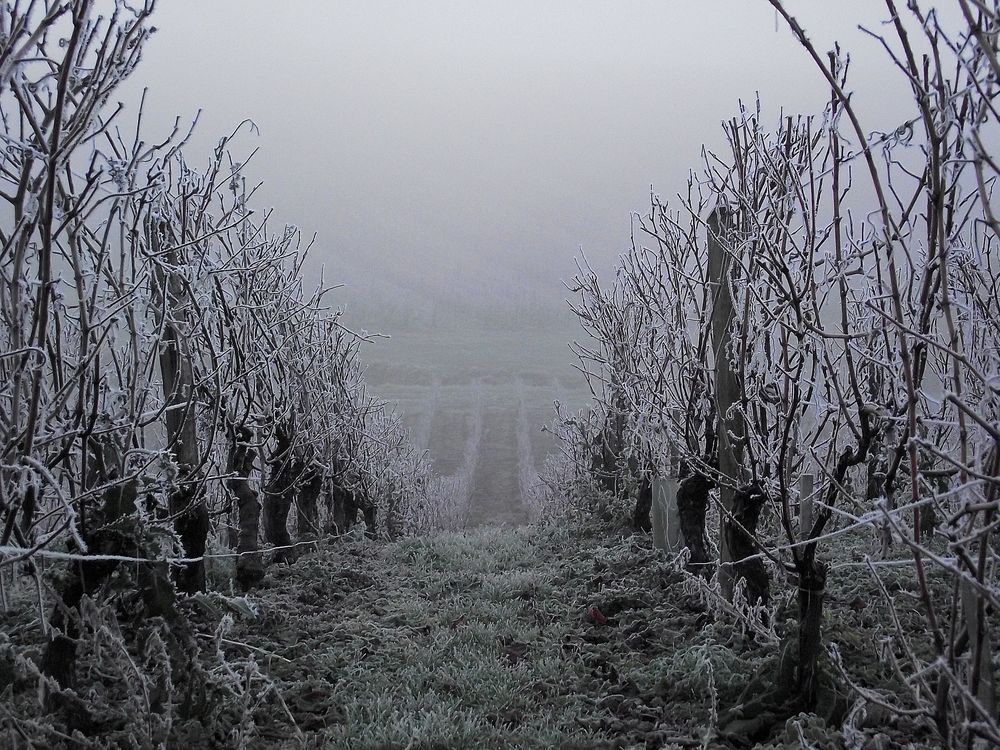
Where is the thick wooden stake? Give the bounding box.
[962,580,997,718]
[708,205,743,600]
[652,416,683,553]
[151,221,209,594]
[651,478,667,551]
[652,477,681,553]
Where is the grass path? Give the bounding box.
[229,525,731,749]
[464,407,529,527]
[0,520,939,747]
[219,521,940,749]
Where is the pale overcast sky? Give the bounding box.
[115,1,952,329]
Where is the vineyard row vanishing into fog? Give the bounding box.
[1,1,1000,748]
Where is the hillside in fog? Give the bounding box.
[336,257,580,333]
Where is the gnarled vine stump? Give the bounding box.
[724,484,769,610]
[676,473,714,577]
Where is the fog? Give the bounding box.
[119,1,939,329]
[115,1,951,519]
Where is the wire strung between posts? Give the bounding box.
[0,536,339,568]
[709,492,939,570]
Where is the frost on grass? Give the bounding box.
[0,514,961,747]
[232,522,953,748]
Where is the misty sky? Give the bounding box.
[117,1,945,330]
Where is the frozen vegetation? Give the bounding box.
[2,1,1000,749]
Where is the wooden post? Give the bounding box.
[652,415,683,553]
[150,219,209,594]
[708,205,743,599]
[666,413,682,552]
[652,478,681,553]
[651,478,668,551]
[664,475,681,552]
[799,473,814,542]
[962,580,997,716]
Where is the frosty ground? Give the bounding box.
[191,520,936,750]
[224,524,722,748]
